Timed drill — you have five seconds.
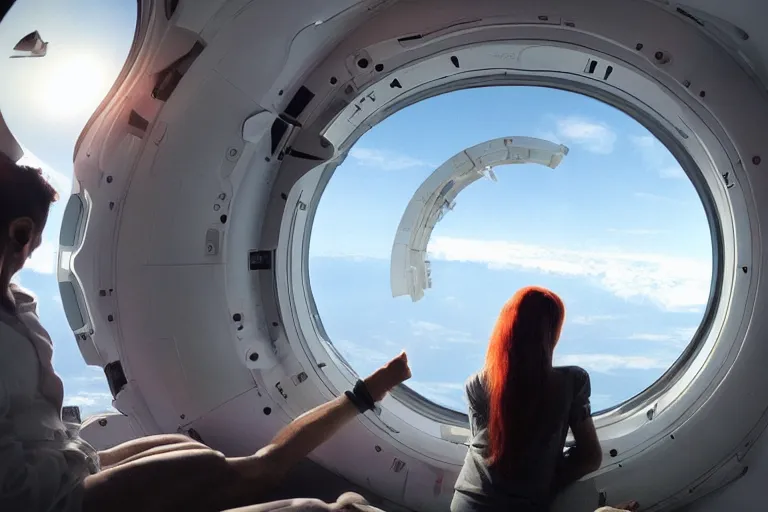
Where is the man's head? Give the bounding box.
[0,151,59,278]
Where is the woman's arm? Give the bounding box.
[552,368,602,494]
[232,352,412,484]
[552,416,603,494]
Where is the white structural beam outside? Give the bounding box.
[390,136,569,302]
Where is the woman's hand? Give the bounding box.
[363,351,412,402]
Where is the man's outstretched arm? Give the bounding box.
[230,351,411,485]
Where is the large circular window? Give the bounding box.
[309,86,713,413]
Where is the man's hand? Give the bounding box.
[363,351,412,402]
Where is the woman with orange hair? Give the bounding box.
[451,286,635,511]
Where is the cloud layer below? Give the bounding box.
[427,236,711,312]
[555,353,672,373]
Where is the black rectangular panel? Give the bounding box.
[249,250,273,270]
[284,85,315,120]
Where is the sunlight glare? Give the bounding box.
[38,53,111,121]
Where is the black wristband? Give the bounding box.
[353,379,376,410]
[345,390,368,413]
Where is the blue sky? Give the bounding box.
[310,87,712,411]
[0,2,712,417]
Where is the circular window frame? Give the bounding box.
[275,38,746,466]
[312,79,721,424]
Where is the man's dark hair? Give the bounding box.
[0,151,59,242]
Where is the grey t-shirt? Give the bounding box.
[451,366,592,512]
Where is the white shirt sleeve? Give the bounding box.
[0,381,78,511]
[0,320,87,512]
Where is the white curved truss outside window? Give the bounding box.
[390,136,569,301]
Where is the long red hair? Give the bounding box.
[484,286,566,474]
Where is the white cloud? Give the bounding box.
[628,327,697,344]
[536,130,560,145]
[630,135,685,180]
[312,253,382,263]
[24,238,58,274]
[64,391,113,408]
[659,166,686,179]
[332,339,389,365]
[348,147,434,171]
[441,296,463,309]
[607,228,665,236]
[555,353,671,373]
[68,375,107,383]
[427,236,711,312]
[410,320,478,344]
[411,320,443,333]
[409,381,464,393]
[571,315,620,325]
[633,191,676,203]
[628,333,675,342]
[370,334,397,347]
[631,134,655,149]
[62,369,116,416]
[554,117,616,154]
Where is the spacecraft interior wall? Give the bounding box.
[63,0,768,511]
